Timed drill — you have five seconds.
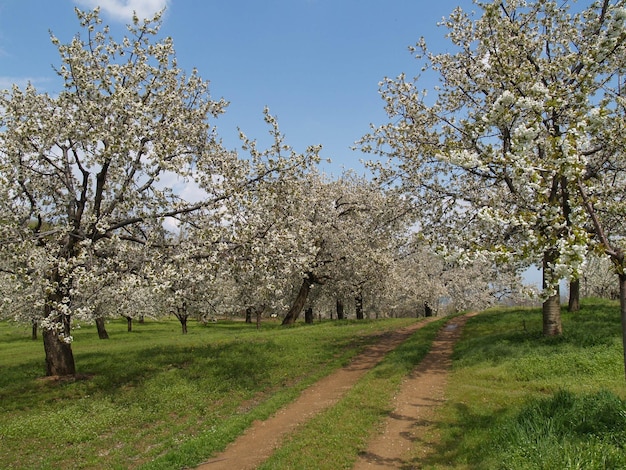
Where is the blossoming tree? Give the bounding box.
[0,9,237,376]
[359,0,626,337]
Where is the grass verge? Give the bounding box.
[0,316,416,469]
[418,298,626,469]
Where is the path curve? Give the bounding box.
[196,317,440,470]
[353,313,476,469]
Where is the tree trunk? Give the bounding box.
[31,320,38,340]
[305,307,314,324]
[43,328,76,376]
[424,301,433,317]
[355,292,364,320]
[95,317,109,339]
[42,285,76,376]
[282,275,313,325]
[619,273,626,380]
[245,307,253,324]
[543,292,562,336]
[542,251,562,336]
[336,298,345,320]
[568,279,580,312]
[175,303,188,334]
[122,315,133,332]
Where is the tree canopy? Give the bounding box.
[359,0,626,337]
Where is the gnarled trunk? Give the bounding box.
[282,275,313,325]
[42,283,76,376]
[43,328,76,376]
[175,303,188,334]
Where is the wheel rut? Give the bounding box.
[353,313,476,469]
[195,314,471,470]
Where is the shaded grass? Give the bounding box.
[0,316,416,469]
[418,298,626,469]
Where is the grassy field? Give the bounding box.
[0,315,419,469]
[417,298,626,469]
[2,299,626,469]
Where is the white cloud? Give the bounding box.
[74,0,169,22]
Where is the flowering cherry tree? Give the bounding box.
[0,9,236,376]
[250,169,412,324]
[360,0,626,337]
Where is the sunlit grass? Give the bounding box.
[0,315,416,469]
[420,298,626,469]
[4,299,623,469]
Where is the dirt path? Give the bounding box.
[353,313,476,469]
[196,314,470,469]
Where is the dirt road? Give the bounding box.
[196,314,471,469]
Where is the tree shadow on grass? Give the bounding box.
[0,339,285,411]
[409,401,510,469]
[452,304,621,370]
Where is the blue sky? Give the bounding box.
[0,0,467,176]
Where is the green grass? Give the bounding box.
[0,316,416,469]
[3,299,625,469]
[259,317,449,469]
[418,298,626,469]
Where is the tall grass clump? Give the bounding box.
[421,298,626,469]
[497,389,626,469]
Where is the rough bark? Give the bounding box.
[282,275,313,325]
[336,298,345,320]
[95,317,109,339]
[42,284,76,376]
[43,328,76,376]
[542,251,563,336]
[568,279,580,312]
